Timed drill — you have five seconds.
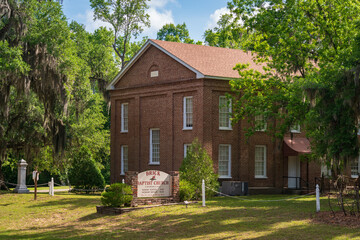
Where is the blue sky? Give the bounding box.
[62,0,229,42]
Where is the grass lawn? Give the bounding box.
[0,192,359,240]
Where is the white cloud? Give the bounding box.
[206,7,230,30]
[148,0,176,8]
[142,7,174,37]
[83,10,113,33]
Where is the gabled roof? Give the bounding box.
[107,39,264,90]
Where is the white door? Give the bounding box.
[288,156,300,189]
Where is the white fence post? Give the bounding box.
[49,177,54,196]
[202,179,206,207]
[122,179,125,184]
[316,184,320,212]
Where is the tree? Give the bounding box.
[0,1,114,188]
[157,23,199,44]
[228,0,360,175]
[179,139,219,199]
[204,13,246,49]
[68,145,105,189]
[90,0,150,68]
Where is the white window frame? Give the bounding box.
[290,124,301,133]
[255,115,267,132]
[184,144,191,158]
[218,144,232,178]
[183,96,193,130]
[219,96,232,130]
[120,145,128,175]
[149,128,160,165]
[351,156,360,178]
[121,103,128,133]
[255,145,267,178]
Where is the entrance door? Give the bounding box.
[288,156,300,189]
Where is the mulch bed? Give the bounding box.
[312,211,360,228]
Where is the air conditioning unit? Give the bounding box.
[221,181,248,196]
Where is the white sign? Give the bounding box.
[137,170,172,198]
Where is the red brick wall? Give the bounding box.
[110,46,322,191]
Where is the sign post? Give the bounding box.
[33,169,39,200]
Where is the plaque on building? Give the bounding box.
[137,170,172,197]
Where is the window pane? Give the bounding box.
[219,145,230,177]
[255,115,266,131]
[151,129,160,163]
[122,145,128,173]
[219,96,231,128]
[122,103,128,132]
[184,97,193,128]
[351,158,359,177]
[255,146,266,177]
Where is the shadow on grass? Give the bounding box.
[1,196,359,239]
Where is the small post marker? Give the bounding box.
[122,179,125,184]
[316,184,320,212]
[202,179,205,207]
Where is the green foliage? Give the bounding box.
[157,23,196,44]
[179,139,219,200]
[227,0,360,175]
[68,146,105,190]
[204,13,247,49]
[179,179,196,201]
[101,183,133,207]
[90,0,150,67]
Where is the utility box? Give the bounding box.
[221,181,248,196]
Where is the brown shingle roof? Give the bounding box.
[151,39,265,79]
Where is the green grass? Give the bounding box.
[0,192,359,239]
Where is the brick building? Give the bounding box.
[107,39,325,193]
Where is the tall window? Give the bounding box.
[290,124,301,133]
[255,145,267,178]
[121,145,128,175]
[219,144,231,178]
[219,96,232,129]
[351,156,360,178]
[183,97,193,129]
[184,144,191,158]
[255,115,266,131]
[121,103,128,132]
[150,129,160,164]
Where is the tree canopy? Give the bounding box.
[90,0,150,68]
[157,23,200,44]
[228,0,360,175]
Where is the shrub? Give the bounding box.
[101,183,133,207]
[179,179,196,201]
[68,146,105,190]
[180,139,219,200]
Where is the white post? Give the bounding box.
[122,179,125,184]
[202,179,206,207]
[316,184,320,212]
[51,177,54,196]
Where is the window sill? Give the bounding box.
[290,131,301,133]
[149,163,160,166]
[255,176,268,179]
[120,131,128,133]
[219,127,232,131]
[351,175,359,178]
[183,128,193,131]
[219,176,232,179]
[120,173,125,176]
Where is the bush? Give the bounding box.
[179,179,196,201]
[101,183,133,207]
[179,139,219,200]
[68,146,105,190]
